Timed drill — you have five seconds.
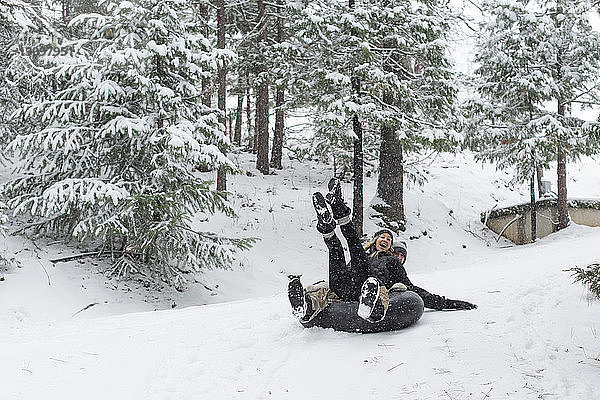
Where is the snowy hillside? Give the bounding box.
[2,151,600,399]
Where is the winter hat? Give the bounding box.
[392,241,407,259]
[373,229,394,242]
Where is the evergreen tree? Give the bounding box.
[0,199,18,269]
[290,0,458,230]
[1,0,52,268]
[466,0,556,241]
[269,0,287,170]
[468,0,600,235]
[539,0,600,229]
[3,0,253,288]
[370,0,458,229]
[567,263,600,300]
[1,0,52,150]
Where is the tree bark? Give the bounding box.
[216,0,227,193]
[270,3,285,170]
[349,0,363,236]
[557,101,568,229]
[271,86,284,169]
[530,169,537,242]
[62,0,70,23]
[199,4,213,107]
[352,113,364,237]
[255,0,270,174]
[234,91,243,146]
[377,123,405,227]
[246,75,253,152]
[536,165,544,195]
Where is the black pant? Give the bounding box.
[324,222,370,301]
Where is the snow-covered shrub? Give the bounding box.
[3,0,253,288]
[0,200,18,269]
[568,264,600,300]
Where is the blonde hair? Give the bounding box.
[364,232,395,258]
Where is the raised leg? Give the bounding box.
[323,234,355,301]
[326,178,371,297]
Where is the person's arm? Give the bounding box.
[407,285,449,310]
[391,260,477,310]
[412,286,477,310]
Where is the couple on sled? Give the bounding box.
[288,178,476,324]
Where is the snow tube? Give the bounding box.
[300,290,424,333]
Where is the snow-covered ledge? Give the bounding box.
[480,198,600,245]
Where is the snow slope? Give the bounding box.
[1,151,600,399]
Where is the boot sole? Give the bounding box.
[358,277,380,320]
[288,277,307,319]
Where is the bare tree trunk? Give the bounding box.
[62,0,70,23]
[228,111,233,140]
[234,91,243,146]
[199,4,213,108]
[536,165,544,195]
[255,0,270,174]
[246,75,253,152]
[255,80,269,173]
[348,0,363,236]
[216,0,227,193]
[270,4,285,170]
[557,101,568,229]
[377,123,405,228]
[271,87,284,169]
[352,113,364,237]
[530,169,537,242]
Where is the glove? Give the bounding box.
[445,299,477,310]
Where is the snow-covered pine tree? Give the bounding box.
[3,0,253,288]
[567,263,600,299]
[290,1,376,176]
[1,0,53,268]
[468,0,600,235]
[0,198,18,269]
[466,0,557,241]
[0,0,53,150]
[537,0,600,229]
[290,0,458,230]
[368,0,458,228]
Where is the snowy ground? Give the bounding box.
[1,151,600,400]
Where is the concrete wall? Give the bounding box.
[485,202,600,244]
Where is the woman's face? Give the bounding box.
[375,233,392,252]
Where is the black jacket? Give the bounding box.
[368,253,448,310]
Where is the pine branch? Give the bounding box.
[49,250,142,264]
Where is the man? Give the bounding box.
[391,242,407,265]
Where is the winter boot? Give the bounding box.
[288,275,308,320]
[312,192,336,235]
[325,178,351,223]
[357,277,388,323]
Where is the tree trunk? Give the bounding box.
[246,75,253,152]
[348,0,363,236]
[352,113,364,237]
[216,0,227,193]
[536,165,544,195]
[62,0,70,23]
[377,123,405,228]
[255,0,270,174]
[255,81,269,173]
[234,91,243,146]
[557,101,568,229]
[271,86,284,169]
[199,4,212,107]
[270,4,285,170]
[530,169,536,242]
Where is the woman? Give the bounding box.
[288,178,477,324]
